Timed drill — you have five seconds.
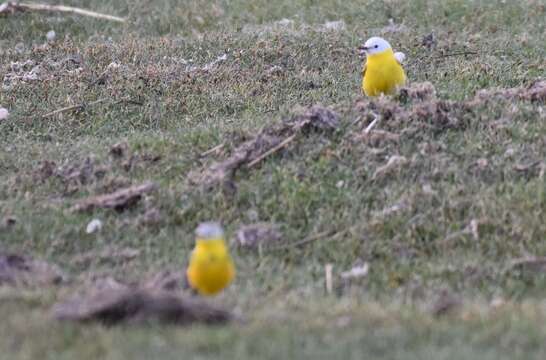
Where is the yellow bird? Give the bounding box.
[359,37,406,96]
[186,222,235,296]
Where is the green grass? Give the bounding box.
[1,0,545,358]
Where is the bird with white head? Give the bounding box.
[358,36,406,96]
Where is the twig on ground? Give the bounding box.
[0,2,126,22]
[42,98,140,118]
[247,134,297,168]
[42,98,108,118]
[363,112,381,134]
[200,143,225,157]
[434,51,478,59]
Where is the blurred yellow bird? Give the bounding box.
[359,37,406,96]
[187,222,235,296]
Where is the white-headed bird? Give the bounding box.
[186,222,235,296]
[359,37,406,96]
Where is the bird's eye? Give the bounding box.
[374,45,379,48]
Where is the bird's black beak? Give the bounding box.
[358,45,368,57]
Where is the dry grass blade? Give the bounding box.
[200,143,225,157]
[0,1,126,22]
[42,98,140,118]
[363,113,380,134]
[42,98,108,118]
[247,134,296,168]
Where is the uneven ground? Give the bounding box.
[1,0,545,358]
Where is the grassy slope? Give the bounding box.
[1,0,545,358]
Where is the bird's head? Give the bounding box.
[195,222,224,242]
[358,37,392,57]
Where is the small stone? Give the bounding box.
[0,107,8,120]
[490,297,505,309]
[340,263,369,280]
[46,30,56,42]
[14,42,25,53]
[504,147,516,158]
[86,219,103,234]
[275,18,294,27]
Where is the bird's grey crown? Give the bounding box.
[196,222,224,239]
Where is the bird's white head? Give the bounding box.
[359,37,392,56]
[196,222,224,240]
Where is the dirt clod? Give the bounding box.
[397,81,436,102]
[53,288,231,325]
[138,207,162,227]
[70,181,157,212]
[0,253,66,287]
[53,272,230,325]
[288,105,340,132]
[191,104,339,189]
[235,223,283,249]
[192,134,282,188]
[474,80,546,102]
[430,290,462,317]
[110,142,128,158]
[143,270,185,291]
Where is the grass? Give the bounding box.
[0,0,545,358]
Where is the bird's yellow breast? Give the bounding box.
[186,238,235,296]
[362,49,406,97]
